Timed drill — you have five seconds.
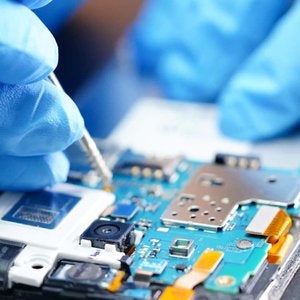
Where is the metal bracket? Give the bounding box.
[161,165,300,230]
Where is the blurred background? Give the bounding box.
[35,0,147,138]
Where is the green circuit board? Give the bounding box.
[112,167,268,294]
[72,150,300,298]
[2,148,299,300]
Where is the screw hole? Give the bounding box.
[32,264,44,270]
[209,217,215,222]
[190,214,196,219]
[180,195,195,202]
[171,211,178,216]
[202,211,209,216]
[267,176,277,183]
[188,205,200,212]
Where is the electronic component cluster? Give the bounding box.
[0,150,299,299]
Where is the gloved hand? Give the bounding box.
[130,0,300,141]
[0,0,84,190]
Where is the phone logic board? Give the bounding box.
[0,150,300,300]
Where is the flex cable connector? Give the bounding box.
[246,206,292,244]
[175,249,224,289]
[268,234,293,264]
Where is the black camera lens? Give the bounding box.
[80,220,135,252]
[94,224,120,236]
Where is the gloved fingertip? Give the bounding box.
[43,152,70,186]
[219,1,300,142]
[0,80,84,156]
[0,152,69,191]
[157,51,216,102]
[45,81,85,147]
[0,1,58,84]
[219,104,255,141]
[16,0,52,9]
[219,87,269,141]
[129,0,175,74]
[219,82,296,142]
[18,25,58,84]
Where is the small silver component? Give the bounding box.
[215,275,236,287]
[236,239,254,250]
[169,239,194,257]
[246,206,280,235]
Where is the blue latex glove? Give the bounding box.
[130,0,300,141]
[0,0,84,190]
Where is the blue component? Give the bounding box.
[2,191,80,229]
[138,258,168,274]
[123,288,152,300]
[111,203,139,220]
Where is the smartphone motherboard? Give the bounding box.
[0,147,299,300]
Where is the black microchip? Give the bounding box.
[175,264,189,272]
[149,249,159,258]
[80,220,135,253]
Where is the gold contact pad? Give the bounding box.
[159,286,195,300]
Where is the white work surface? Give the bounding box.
[109,97,300,170]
